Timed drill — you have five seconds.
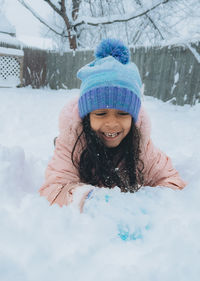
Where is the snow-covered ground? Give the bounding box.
[0,87,200,281]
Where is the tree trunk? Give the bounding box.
[69,35,77,50]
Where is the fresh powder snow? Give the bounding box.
[0,87,199,281]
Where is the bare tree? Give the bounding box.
[17,0,200,50]
[17,0,82,49]
[17,0,172,49]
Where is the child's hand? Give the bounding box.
[83,188,112,213]
[71,185,94,213]
[85,188,111,202]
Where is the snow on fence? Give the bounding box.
[131,41,200,106]
[23,41,200,106]
[23,48,47,89]
[0,47,24,87]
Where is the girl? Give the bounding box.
[39,38,186,212]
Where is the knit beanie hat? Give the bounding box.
[77,38,142,122]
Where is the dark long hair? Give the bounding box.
[71,114,144,192]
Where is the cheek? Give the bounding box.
[89,115,100,132]
[123,118,132,134]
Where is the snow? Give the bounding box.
[174,72,179,84]
[171,72,179,94]
[186,43,200,64]
[0,76,21,88]
[0,47,23,56]
[0,87,200,281]
[18,35,55,50]
[0,33,22,47]
[0,11,16,35]
[74,0,164,26]
[16,0,62,35]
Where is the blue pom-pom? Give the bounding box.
[95,38,130,64]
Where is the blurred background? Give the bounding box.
[0,0,200,104]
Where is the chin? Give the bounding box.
[104,141,121,148]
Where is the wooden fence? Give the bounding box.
[22,41,200,106]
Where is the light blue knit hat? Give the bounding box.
[77,38,142,122]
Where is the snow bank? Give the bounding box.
[0,88,199,281]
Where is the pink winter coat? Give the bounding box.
[39,96,186,210]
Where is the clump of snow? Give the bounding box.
[171,72,180,94]
[186,43,200,63]
[0,87,200,281]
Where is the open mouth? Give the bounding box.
[102,132,120,138]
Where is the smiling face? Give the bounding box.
[90,108,132,148]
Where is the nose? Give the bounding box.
[104,115,119,130]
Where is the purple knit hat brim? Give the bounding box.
[78,86,141,122]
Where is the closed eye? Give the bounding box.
[118,112,130,116]
[95,112,106,116]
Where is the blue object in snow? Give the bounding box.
[118,223,151,241]
[104,194,110,202]
[86,189,94,199]
[86,189,111,202]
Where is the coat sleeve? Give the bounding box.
[137,107,186,190]
[39,101,93,208]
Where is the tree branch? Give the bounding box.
[146,15,164,39]
[60,0,66,15]
[72,0,82,21]
[17,0,67,37]
[136,0,164,39]
[73,0,169,28]
[59,0,71,31]
[43,0,62,16]
[44,0,72,40]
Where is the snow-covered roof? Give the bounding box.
[0,33,23,48]
[0,46,24,56]
[0,12,22,48]
[0,12,16,35]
